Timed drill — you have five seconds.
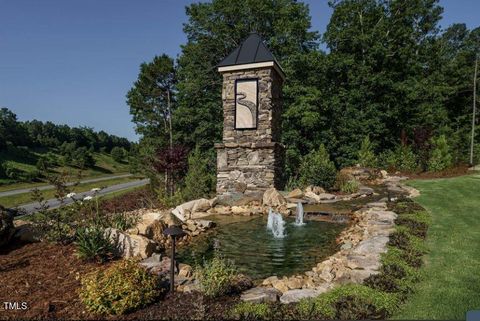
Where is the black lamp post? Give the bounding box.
[163,225,186,293]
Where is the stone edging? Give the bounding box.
[241,177,420,304]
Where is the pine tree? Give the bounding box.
[358,136,377,168]
[428,135,453,172]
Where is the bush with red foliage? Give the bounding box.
[153,146,188,196]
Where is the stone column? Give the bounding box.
[216,66,285,196]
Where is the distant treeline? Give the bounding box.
[0,107,131,152]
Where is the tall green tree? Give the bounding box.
[127,54,176,149]
[320,0,444,166]
[174,0,319,150]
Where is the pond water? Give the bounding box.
[177,215,345,280]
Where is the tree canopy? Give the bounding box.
[0,107,131,152]
[127,0,480,182]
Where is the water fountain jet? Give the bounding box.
[267,208,286,238]
[294,202,305,226]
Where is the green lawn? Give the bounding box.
[0,148,130,188]
[393,173,480,320]
[0,176,137,208]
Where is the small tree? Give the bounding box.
[380,145,418,172]
[110,146,126,163]
[428,135,453,172]
[72,147,95,169]
[298,145,337,190]
[358,136,377,168]
[153,145,188,196]
[181,147,215,201]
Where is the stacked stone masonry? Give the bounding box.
[216,66,285,195]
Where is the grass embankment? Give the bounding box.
[0,148,129,186]
[393,173,480,320]
[0,176,137,208]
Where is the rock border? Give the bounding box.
[241,176,419,303]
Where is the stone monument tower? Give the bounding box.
[215,33,285,196]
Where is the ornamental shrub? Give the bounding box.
[358,136,377,167]
[195,256,238,297]
[341,179,360,194]
[380,145,418,172]
[107,211,138,231]
[334,171,360,193]
[230,302,271,320]
[79,260,162,315]
[428,135,453,172]
[297,284,398,320]
[75,226,116,263]
[298,145,337,190]
[388,199,425,214]
[395,216,429,239]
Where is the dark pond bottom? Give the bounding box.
[177,215,345,280]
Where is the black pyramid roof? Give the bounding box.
[217,33,280,68]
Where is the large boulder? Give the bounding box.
[304,191,321,202]
[105,228,156,259]
[216,192,263,207]
[192,198,211,212]
[280,289,323,304]
[132,212,168,241]
[271,278,289,293]
[240,287,281,303]
[230,274,254,293]
[286,188,304,199]
[318,193,336,200]
[171,198,211,222]
[262,188,286,207]
[13,220,40,243]
[163,212,182,227]
[305,186,326,195]
[0,206,15,248]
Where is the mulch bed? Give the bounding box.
[399,164,472,180]
[0,241,241,320]
[120,292,240,321]
[0,241,107,320]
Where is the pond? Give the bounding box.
[177,215,346,280]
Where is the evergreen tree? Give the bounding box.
[298,145,337,190]
[181,147,216,201]
[428,135,453,171]
[358,136,377,168]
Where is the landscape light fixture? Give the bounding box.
[163,225,186,293]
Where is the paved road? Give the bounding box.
[0,173,133,197]
[16,178,149,215]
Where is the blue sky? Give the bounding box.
[1,0,479,141]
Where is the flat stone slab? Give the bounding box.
[365,210,397,225]
[318,193,336,200]
[352,236,389,256]
[280,289,322,304]
[358,186,374,195]
[366,202,387,208]
[241,287,281,303]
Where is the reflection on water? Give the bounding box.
[177,215,345,280]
